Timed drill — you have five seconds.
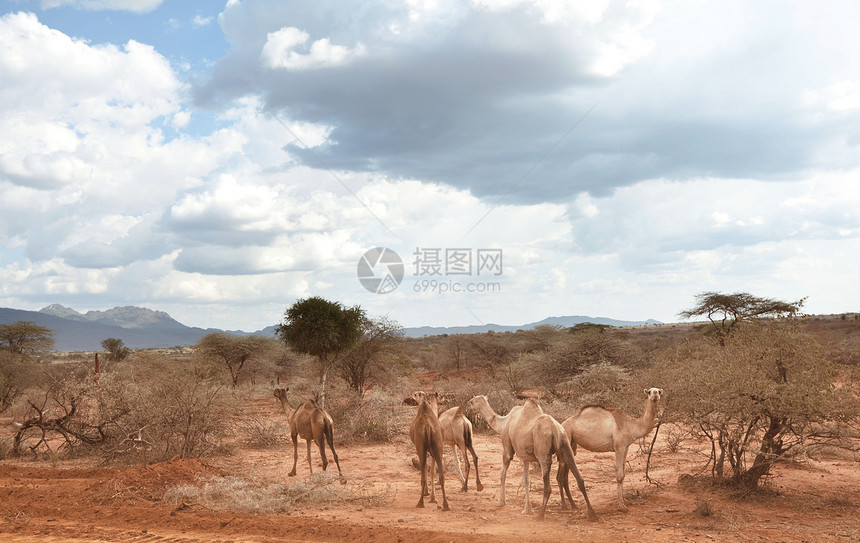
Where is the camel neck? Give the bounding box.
[278,397,294,415]
[633,399,658,437]
[478,400,508,434]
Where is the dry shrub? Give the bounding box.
[103,354,238,461]
[694,495,715,517]
[163,472,393,514]
[326,389,409,444]
[563,363,632,407]
[12,353,238,462]
[237,415,289,449]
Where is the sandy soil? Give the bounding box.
[2,406,859,543]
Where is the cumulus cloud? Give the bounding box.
[196,0,860,205]
[2,5,859,331]
[261,27,366,70]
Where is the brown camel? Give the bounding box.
[412,392,483,492]
[409,391,450,510]
[273,387,341,477]
[557,387,663,512]
[498,399,596,521]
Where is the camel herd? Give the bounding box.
[273,385,663,522]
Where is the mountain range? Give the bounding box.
[0,304,660,352]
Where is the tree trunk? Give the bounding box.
[319,368,328,409]
[736,416,785,488]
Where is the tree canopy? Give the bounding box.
[276,296,365,406]
[196,332,274,387]
[679,291,804,344]
[338,315,403,396]
[656,319,856,488]
[0,321,55,357]
[101,338,131,362]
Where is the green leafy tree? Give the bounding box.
[276,296,365,407]
[0,321,54,357]
[101,338,131,362]
[679,291,804,345]
[196,333,274,387]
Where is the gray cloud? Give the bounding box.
[194,1,860,205]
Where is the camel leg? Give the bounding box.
[469,443,483,492]
[317,437,329,472]
[327,434,342,475]
[436,452,450,511]
[537,458,553,521]
[615,446,629,512]
[456,444,469,491]
[556,459,576,510]
[428,453,437,504]
[417,453,426,508]
[498,446,513,506]
[289,432,299,476]
[568,456,597,521]
[521,460,533,515]
[306,439,313,474]
[451,444,466,487]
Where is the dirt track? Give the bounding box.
[2,422,859,543]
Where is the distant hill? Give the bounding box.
[0,304,660,351]
[0,305,255,352]
[402,315,661,337]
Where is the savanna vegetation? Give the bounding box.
[1,292,858,499]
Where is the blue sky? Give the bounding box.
[1,0,859,332]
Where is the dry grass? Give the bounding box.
[162,472,395,514]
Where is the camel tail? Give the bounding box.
[558,432,597,521]
[323,416,342,475]
[463,424,473,451]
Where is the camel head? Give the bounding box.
[644,387,663,416]
[644,387,663,402]
[273,386,289,401]
[466,395,487,413]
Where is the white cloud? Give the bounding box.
[192,14,213,28]
[261,26,366,70]
[3,4,860,332]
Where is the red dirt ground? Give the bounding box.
[2,412,859,542]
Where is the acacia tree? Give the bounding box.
[101,338,131,362]
[679,291,804,345]
[657,319,857,489]
[196,333,274,387]
[338,316,403,396]
[0,321,54,357]
[276,297,365,407]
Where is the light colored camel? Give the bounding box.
[409,391,450,511]
[412,392,483,492]
[557,387,663,512]
[466,394,514,435]
[273,387,341,477]
[484,397,596,521]
[438,406,483,492]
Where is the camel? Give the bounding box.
[409,391,450,511]
[438,406,483,492]
[273,387,341,477]
[557,387,663,512]
[473,396,596,521]
[412,392,483,492]
[466,394,514,435]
